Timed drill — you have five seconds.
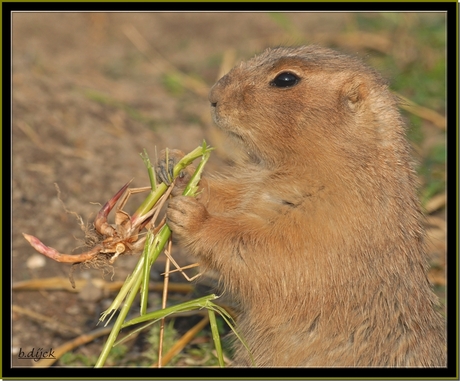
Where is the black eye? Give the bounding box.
[271,72,300,88]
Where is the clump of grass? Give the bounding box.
[94,142,252,367]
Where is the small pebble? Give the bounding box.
[26,254,46,269]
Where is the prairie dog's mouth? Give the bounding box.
[215,120,245,144]
[216,125,261,164]
[210,102,260,163]
[210,105,242,139]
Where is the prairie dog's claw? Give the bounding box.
[156,149,186,185]
[157,157,176,185]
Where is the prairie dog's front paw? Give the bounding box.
[155,149,194,195]
[166,196,208,238]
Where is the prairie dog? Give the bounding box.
[158,46,446,367]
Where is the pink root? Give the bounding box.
[22,233,100,263]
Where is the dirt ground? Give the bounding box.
[10,12,447,370]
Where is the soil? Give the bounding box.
[10,12,446,369]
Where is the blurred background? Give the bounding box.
[12,12,446,367]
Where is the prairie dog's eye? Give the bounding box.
[271,72,300,88]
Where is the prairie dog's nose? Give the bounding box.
[208,73,231,106]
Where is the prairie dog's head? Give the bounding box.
[209,46,402,168]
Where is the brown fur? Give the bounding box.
[162,46,446,367]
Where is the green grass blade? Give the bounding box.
[99,255,146,325]
[122,294,218,328]
[95,266,144,367]
[140,231,155,316]
[207,302,255,366]
[208,309,224,367]
[140,148,157,191]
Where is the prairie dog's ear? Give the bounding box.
[342,77,369,110]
